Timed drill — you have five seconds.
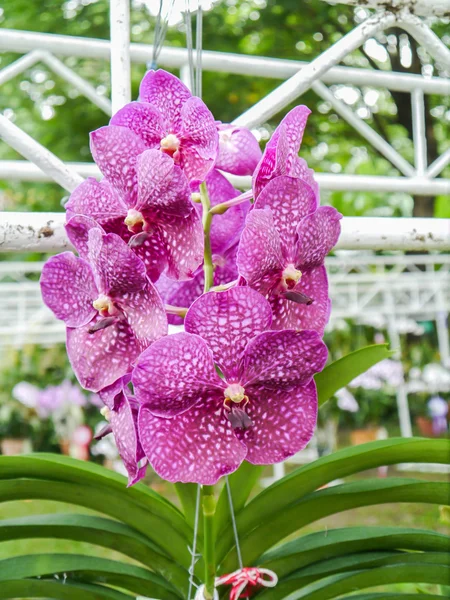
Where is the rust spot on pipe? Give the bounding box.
[38,225,54,238]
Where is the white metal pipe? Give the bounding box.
[399,12,450,71]
[0,116,83,192]
[323,0,450,18]
[1,160,450,196]
[109,0,131,113]
[411,89,427,175]
[0,29,448,95]
[233,11,397,128]
[40,52,112,116]
[1,213,448,253]
[313,80,415,177]
[426,147,450,179]
[0,50,43,86]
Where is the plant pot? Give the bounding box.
[1,438,31,455]
[350,427,380,446]
[415,416,434,437]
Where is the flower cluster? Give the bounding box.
[41,69,341,485]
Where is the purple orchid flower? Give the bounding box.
[157,169,249,323]
[252,105,318,200]
[132,287,327,485]
[237,175,342,334]
[107,69,218,184]
[215,123,262,176]
[66,148,204,281]
[96,377,147,486]
[40,226,167,392]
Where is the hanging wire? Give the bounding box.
[148,0,176,70]
[184,0,196,92]
[226,476,244,570]
[187,484,202,600]
[195,1,203,98]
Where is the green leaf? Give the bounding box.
[315,344,393,407]
[259,526,450,579]
[0,513,188,592]
[260,552,450,599]
[0,554,180,599]
[216,438,450,557]
[0,579,134,599]
[219,478,450,570]
[261,564,450,600]
[215,462,264,536]
[174,483,199,528]
[0,477,190,567]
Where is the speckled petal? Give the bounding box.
[139,69,192,129]
[179,146,215,185]
[136,149,192,214]
[118,282,167,343]
[184,287,272,381]
[131,227,169,283]
[237,209,284,296]
[270,266,331,334]
[157,270,204,325]
[98,374,131,410]
[65,215,104,260]
[181,97,218,160]
[216,125,262,176]
[236,380,317,464]
[254,176,317,255]
[67,317,140,392]
[110,101,164,147]
[204,169,247,255]
[90,125,147,207]
[65,177,127,224]
[296,206,342,268]
[242,329,328,389]
[138,398,247,484]
[110,393,147,486]
[132,332,223,416]
[87,228,147,296]
[158,210,204,280]
[290,156,320,200]
[40,252,97,328]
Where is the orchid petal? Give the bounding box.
[216,125,262,176]
[158,210,204,281]
[110,101,164,147]
[118,283,168,342]
[180,96,218,161]
[65,215,104,260]
[296,206,342,268]
[184,287,272,381]
[65,177,126,224]
[40,253,97,328]
[139,69,192,129]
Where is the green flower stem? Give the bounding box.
[201,484,216,599]
[200,182,214,293]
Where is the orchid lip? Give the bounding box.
[92,294,118,317]
[125,209,145,234]
[282,264,302,290]
[160,133,181,154]
[224,383,246,403]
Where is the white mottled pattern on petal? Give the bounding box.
[110,101,164,147]
[99,374,131,410]
[110,393,147,486]
[139,69,192,129]
[158,209,204,281]
[132,228,169,283]
[254,176,317,257]
[185,287,272,381]
[67,318,140,392]
[179,146,215,185]
[236,380,317,464]
[65,177,127,224]
[90,125,147,207]
[204,169,247,255]
[65,215,104,260]
[290,157,320,201]
[40,252,97,328]
[136,149,191,215]
[138,399,247,484]
[180,97,218,160]
[119,282,167,343]
[296,206,342,268]
[216,125,262,176]
[270,266,331,334]
[133,332,223,416]
[237,209,284,295]
[87,229,147,296]
[241,329,328,389]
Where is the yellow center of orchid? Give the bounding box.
[160,133,181,153]
[282,264,302,290]
[93,294,116,317]
[100,406,111,422]
[124,209,145,233]
[224,383,246,404]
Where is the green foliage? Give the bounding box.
[0,438,448,599]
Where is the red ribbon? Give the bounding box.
[216,568,277,600]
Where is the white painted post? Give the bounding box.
[110,0,131,113]
[411,89,427,175]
